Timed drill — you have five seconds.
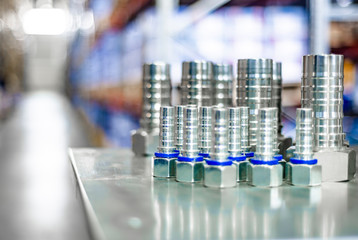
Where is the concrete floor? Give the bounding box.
[0,91,91,239]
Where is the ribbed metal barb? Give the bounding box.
[174,105,184,152]
[228,107,241,157]
[157,106,176,154]
[301,54,344,151]
[294,108,314,160]
[213,63,233,107]
[181,106,199,158]
[198,106,212,155]
[210,108,229,162]
[140,62,171,132]
[272,62,283,135]
[181,61,213,106]
[272,108,279,154]
[239,106,251,153]
[255,108,277,161]
[237,58,273,147]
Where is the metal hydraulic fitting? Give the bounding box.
[237,58,273,148]
[204,107,237,188]
[176,106,204,183]
[228,107,248,182]
[239,106,254,159]
[213,63,233,107]
[287,108,322,186]
[181,61,213,106]
[248,108,283,187]
[272,61,293,157]
[153,106,179,178]
[198,106,212,159]
[302,54,356,181]
[132,62,171,156]
[174,105,184,152]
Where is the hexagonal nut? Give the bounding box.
[131,129,159,156]
[247,163,283,187]
[204,163,237,188]
[287,162,321,186]
[176,161,204,183]
[314,148,356,182]
[153,157,176,178]
[233,160,248,182]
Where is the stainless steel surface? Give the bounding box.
[237,58,273,147]
[157,106,175,154]
[198,106,212,155]
[213,63,232,107]
[70,148,358,240]
[0,92,91,240]
[294,108,314,160]
[174,105,184,152]
[247,163,283,187]
[181,61,213,106]
[203,163,237,188]
[254,108,277,161]
[239,106,251,153]
[228,107,241,157]
[132,62,171,156]
[287,163,322,187]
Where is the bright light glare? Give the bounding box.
[22,8,69,35]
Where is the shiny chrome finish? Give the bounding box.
[294,108,314,160]
[181,106,199,157]
[174,105,184,152]
[181,61,213,106]
[272,62,283,135]
[141,62,171,131]
[237,58,273,147]
[157,106,176,154]
[254,108,277,161]
[239,106,251,153]
[228,107,241,157]
[213,63,233,107]
[210,108,229,162]
[198,106,212,155]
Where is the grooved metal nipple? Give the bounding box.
[174,105,184,152]
[239,106,251,153]
[210,108,229,162]
[255,108,277,161]
[294,108,314,160]
[228,107,241,157]
[199,106,212,155]
[157,106,175,154]
[181,106,199,158]
[213,63,233,107]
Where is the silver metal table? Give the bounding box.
[69,148,358,240]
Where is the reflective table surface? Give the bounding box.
[69,148,358,240]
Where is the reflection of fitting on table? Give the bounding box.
[132,62,171,156]
[301,54,356,182]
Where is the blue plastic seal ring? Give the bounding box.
[205,160,233,166]
[274,154,283,161]
[199,153,210,158]
[245,152,254,158]
[290,158,317,165]
[250,158,279,165]
[228,155,246,162]
[154,152,179,158]
[177,155,204,162]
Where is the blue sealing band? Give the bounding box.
[155,152,179,158]
[245,152,254,158]
[228,155,246,162]
[290,158,317,165]
[205,160,233,166]
[199,153,210,158]
[250,158,279,165]
[274,154,283,161]
[177,155,203,162]
[174,149,180,154]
